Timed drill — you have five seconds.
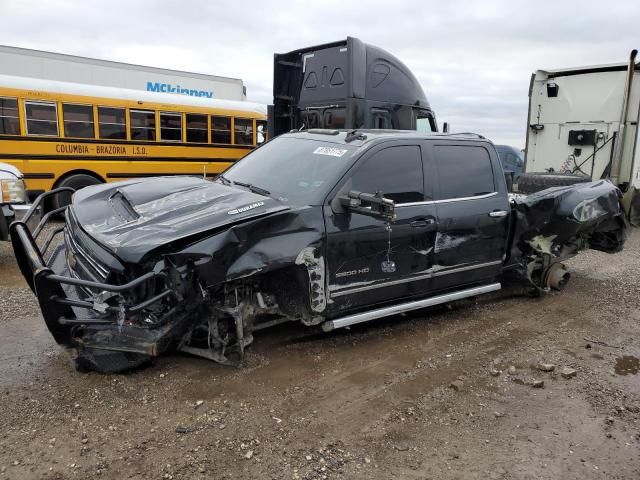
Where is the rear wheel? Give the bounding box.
[52,173,102,210]
[515,172,591,194]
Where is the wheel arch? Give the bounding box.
[52,169,106,188]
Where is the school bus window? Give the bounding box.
[25,101,58,136]
[97,107,126,139]
[160,112,182,142]
[63,104,95,138]
[130,109,156,141]
[0,97,20,135]
[211,116,231,144]
[186,113,207,143]
[234,118,253,145]
[256,120,267,144]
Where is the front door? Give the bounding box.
[324,144,438,313]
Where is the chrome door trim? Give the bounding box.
[396,191,498,208]
[489,210,509,217]
[329,260,503,298]
[432,260,502,277]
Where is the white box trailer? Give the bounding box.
[518,50,639,223]
[0,45,246,101]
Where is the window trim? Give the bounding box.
[347,144,425,204]
[125,108,131,141]
[328,141,429,211]
[231,116,235,145]
[129,108,157,142]
[92,105,99,138]
[0,96,20,136]
[185,112,209,144]
[233,117,255,146]
[62,102,96,139]
[330,259,503,297]
[431,143,497,202]
[97,105,127,140]
[396,191,498,207]
[159,111,183,143]
[210,114,232,145]
[24,100,59,137]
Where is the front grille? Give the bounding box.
[65,228,110,281]
[64,209,112,282]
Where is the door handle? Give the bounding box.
[489,210,508,217]
[410,218,435,228]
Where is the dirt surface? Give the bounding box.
[0,231,639,479]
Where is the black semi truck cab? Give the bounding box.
[269,37,438,137]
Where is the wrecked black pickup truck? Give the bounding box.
[11,130,628,373]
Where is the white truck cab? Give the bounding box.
[1,162,27,241]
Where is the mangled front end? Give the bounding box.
[11,180,325,373]
[510,180,628,291]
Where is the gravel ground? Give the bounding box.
[0,230,639,479]
[0,234,40,320]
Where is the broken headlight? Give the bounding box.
[1,178,26,204]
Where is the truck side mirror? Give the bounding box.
[442,122,450,133]
[339,190,396,221]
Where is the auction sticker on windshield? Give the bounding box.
[313,147,348,157]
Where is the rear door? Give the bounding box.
[426,141,510,291]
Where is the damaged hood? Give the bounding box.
[71,176,290,263]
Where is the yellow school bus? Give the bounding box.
[0,74,267,207]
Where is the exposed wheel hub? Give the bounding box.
[544,262,570,291]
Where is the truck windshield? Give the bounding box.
[221,137,358,206]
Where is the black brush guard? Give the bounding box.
[9,188,173,352]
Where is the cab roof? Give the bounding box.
[281,129,491,146]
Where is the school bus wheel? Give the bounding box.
[52,173,103,210]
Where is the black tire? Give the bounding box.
[515,172,591,194]
[52,173,102,210]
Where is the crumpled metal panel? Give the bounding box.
[72,176,291,264]
[172,206,325,288]
[511,180,628,260]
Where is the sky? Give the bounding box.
[2,0,638,147]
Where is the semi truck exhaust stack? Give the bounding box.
[609,49,637,186]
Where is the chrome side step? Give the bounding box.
[322,282,501,332]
